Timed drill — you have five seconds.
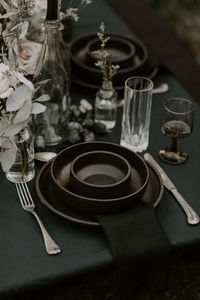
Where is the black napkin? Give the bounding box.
[95,202,171,300]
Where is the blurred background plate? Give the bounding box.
[70,34,151,90]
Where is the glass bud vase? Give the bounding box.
[33,19,70,146]
[6,128,35,183]
[95,80,118,129]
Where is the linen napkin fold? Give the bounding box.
[95,202,171,300]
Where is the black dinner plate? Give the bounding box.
[36,160,164,227]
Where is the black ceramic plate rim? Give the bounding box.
[36,159,164,227]
[51,142,149,204]
[72,67,159,91]
[70,33,148,75]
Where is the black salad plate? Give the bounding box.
[36,160,164,227]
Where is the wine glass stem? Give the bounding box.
[170,137,178,153]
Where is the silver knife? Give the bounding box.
[144,153,200,225]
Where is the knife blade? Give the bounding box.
[144,153,200,225]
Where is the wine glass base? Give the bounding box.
[159,149,188,165]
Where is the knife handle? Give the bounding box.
[171,189,200,225]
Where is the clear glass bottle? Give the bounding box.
[6,128,35,183]
[95,80,117,129]
[33,18,70,146]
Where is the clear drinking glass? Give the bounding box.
[159,98,194,164]
[120,76,153,152]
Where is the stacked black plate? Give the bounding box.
[69,34,159,91]
[36,142,164,226]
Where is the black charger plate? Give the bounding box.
[36,160,164,227]
[51,142,149,214]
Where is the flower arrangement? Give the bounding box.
[60,0,92,22]
[0,62,49,172]
[0,0,92,74]
[30,0,92,22]
[0,0,93,174]
[0,0,49,173]
[92,22,120,82]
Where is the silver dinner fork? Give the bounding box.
[15,181,61,255]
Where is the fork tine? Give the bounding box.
[16,182,26,207]
[18,182,33,207]
[23,182,34,205]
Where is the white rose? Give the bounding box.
[0,63,13,99]
[15,39,42,75]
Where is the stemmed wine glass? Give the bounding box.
[159,98,194,164]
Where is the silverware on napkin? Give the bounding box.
[144,153,200,225]
[16,181,61,255]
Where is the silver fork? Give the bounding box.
[15,181,61,255]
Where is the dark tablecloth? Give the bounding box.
[1,0,200,298]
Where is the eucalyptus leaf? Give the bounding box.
[0,87,13,99]
[31,102,46,114]
[13,99,32,124]
[19,21,29,39]
[0,11,16,18]
[0,0,11,12]
[10,23,22,32]
[2,118,31,137]
[34,94,50,102]
[13,71,34,91]
[0,139,17,172]
[34,79,51,87]
[6,84,32,111]
[0,117,10,136]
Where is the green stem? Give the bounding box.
[18,132,29,180]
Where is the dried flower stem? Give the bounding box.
[92,22,120,82]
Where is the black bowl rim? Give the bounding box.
[85,36,136,65]
[70,33,148,75]
[50,141,149,204]
[70,150,132,189]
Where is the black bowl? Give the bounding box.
[85,36,136,69]
[70,34,148,87]
[69,150,131,199]
[51,142,149,214]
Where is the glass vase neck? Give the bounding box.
[44,19,60,30]
[102,80,113,90]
